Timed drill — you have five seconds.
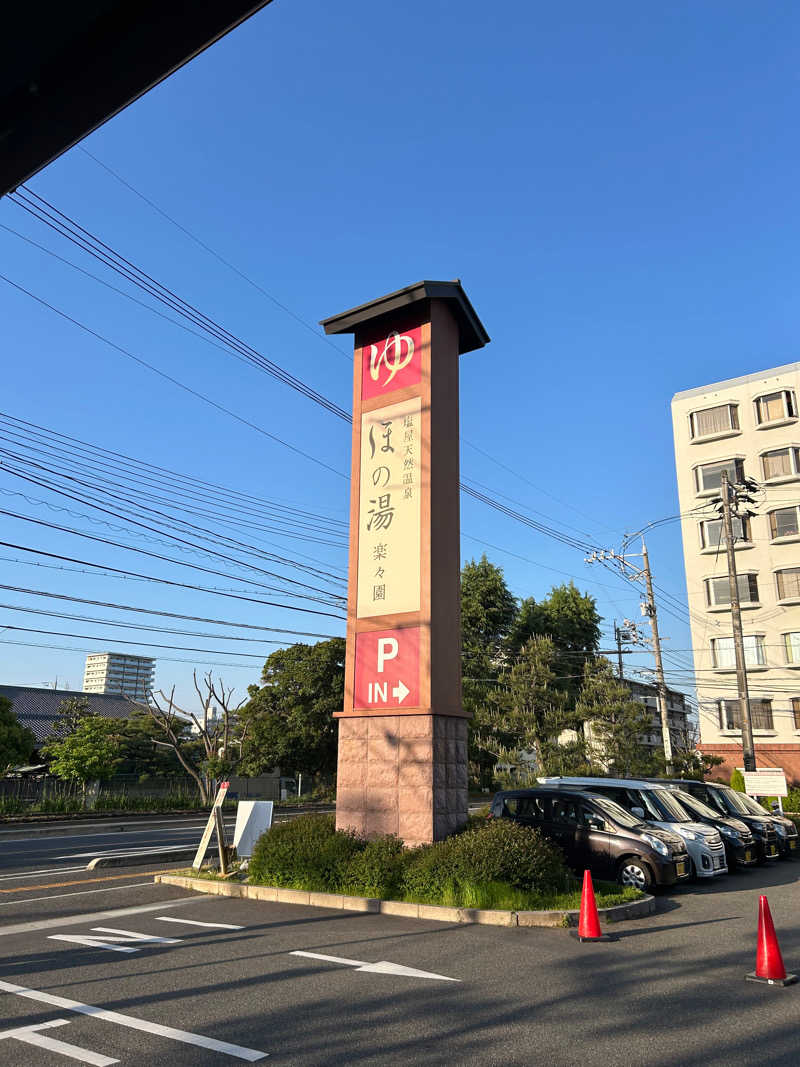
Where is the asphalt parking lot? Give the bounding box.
[1,858,800,1066]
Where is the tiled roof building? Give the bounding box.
[0,685,145,745]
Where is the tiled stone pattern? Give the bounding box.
[336,714,468,846]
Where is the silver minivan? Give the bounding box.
[538,776,728,879]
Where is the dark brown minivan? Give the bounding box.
[490,786,691,891]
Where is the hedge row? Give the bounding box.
[247,814,571,905]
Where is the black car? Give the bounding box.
[653,779,781,863]
[489,786,691,891]
[724,788,799,859]
[661,787,757,870]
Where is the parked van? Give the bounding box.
[656,787,756,870]
[489,786,691,890]
[538,777,728,879]
[654,779,784,862]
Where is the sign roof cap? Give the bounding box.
[320,279,489,354]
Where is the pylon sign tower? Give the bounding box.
[321,281,489,845]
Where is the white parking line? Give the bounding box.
[156,916,244,930]
[55,845,198,859]
[0,981,268,1061]
[0,1018,117,1066]
[0,897,196,935]
[0,882,155,908]
[49,927,183,954]
[0,867,88,880]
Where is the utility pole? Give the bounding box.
[586,546,672,773]
[641,537,673,776]
[614,622,624,680]
[720,469,756,772]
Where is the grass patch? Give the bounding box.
[400,878,642,911]
[246,813,644,912]
[172,864,245,882]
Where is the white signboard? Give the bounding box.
[741,768,788,798]
[233,800,274,858]
[356,396,421,618]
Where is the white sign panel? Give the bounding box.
[356,396,421,618]
[741,768,788,797]
[233,800,274,858]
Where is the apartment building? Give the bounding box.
[83,652,156,702]
[672,362,800,781]
[624,679,692,756]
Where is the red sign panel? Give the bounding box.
[354,627,420,710]
[361,325,423,400]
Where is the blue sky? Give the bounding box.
[2,1,799,711]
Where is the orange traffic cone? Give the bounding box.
[747,895,797,986]
[574,870,617,943]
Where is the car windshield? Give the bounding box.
[672,790,719,821]
[731,791,772,817]
[715,787,755,816]
[590,796,645,829]
[646,788,693,822]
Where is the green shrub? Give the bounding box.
[400,836,461,902]
[339,835,406,898]
[730,769,745,792]
[449,819,567,892]
[785,787,800,812]
[401,819,568,902]
[248,814,363,891]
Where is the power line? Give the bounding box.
[0,585,340,639]
[10,187,352,421]
[0,542,345,620]
[0,508,345,607]
[0,271,348,481]
[77,146,352,363]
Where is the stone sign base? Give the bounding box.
[336,714,468,846]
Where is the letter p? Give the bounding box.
[377,637,398,673]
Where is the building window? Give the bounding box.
[718,699,774,730]
[695,458,745,494]
[699,515,750,549]
[755,390,797,425]
[689,404,739,439]
[705,573,759,607]
[711,635,766,669]
[793,699,800,730]
[761,447,800,481]
[777,569,800,602]
[784,633,800,665]
[769,507,800,540]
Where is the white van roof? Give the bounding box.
[537,776,668,790]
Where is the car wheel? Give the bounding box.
[617,858,653,891]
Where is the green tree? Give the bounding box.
[576,658,657,777]
[42,716,122,787]
[461,556,518,788]
[114,712,192,780]
[240,638,345,779]
[495,635,588,779]
[730,768,746,792]
[507,583,601,712]
[0,695,36,772]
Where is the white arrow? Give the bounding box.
[290,951,458,982]
[392,680,410,703]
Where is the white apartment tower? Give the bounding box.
[672,362,800,782]
[83,652,156,702]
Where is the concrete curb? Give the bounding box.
[153,874,656,927]
[87,848,198,869]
